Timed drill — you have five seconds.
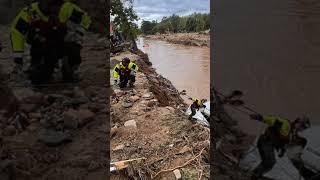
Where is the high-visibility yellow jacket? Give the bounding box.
[10,1,91,58]
[262,116,291,138]
[112,62,139,78]
[192,98,203,108]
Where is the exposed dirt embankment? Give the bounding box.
[145,33,210,47]
[0,27,108,180]
[110,50,210,179]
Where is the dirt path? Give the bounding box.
[145,33,210,47]
[110,50,210,179]
[0,26,108,180]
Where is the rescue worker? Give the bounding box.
[10,0,91,85]
[188,98,207,120]
[112,57,139,88]
[249,114,311,179]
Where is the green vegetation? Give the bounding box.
[111,0,140,48]
[141,13,210,35]
[181,168,198,179]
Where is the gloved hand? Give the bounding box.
[250,114,263,121]
[130,70,136,76]
[203,105,206,109]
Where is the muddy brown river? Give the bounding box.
[213,0,320,135]
[137,37,210,103]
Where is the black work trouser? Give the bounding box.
[119,74,135,88]
[189,104,198,120]
[253,135,276,178]
[30,43,61,85]
[62,42,82,81]
[63,42,81,68]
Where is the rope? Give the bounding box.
[214,89,260,115]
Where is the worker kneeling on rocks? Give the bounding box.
[249,114,311,180]
[113,57,139,88]
[188,98,207,120]
[10,0,91,84]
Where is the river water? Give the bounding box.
[137,37,210,103]
[213,0,320,135]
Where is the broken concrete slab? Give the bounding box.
[122,101,133,108]
[124,120,137,128]
[113,144,125,151]
[173,169,182,180]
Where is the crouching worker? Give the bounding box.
[112,57,139,88]
[249,114,291,179]
[188,98,207,120]
[10,0,91,85]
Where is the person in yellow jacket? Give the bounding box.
[249,114,311,179]
[10,0,91,84]
[188,98,207,120]
[112,57,139,88]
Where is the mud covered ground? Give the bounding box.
[110,50,210,179]
[145,33,210,47]
[0,26,108,180]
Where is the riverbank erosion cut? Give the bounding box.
[110,50,210,179]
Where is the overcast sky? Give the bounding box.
[132,0,210,26]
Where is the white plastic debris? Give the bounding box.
[185,101,210,127]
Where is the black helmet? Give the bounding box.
[122,57,130,66]
[39,0,63,15]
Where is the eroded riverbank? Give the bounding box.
[110,50,210,179]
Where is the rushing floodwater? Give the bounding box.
[213,0,320,135]
[137,37,210,103]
